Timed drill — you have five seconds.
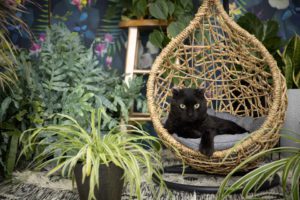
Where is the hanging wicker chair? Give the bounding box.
[147,0,287,174]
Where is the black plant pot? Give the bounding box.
[74,163,124,200]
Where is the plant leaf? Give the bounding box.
[283,55,293,89]
[149,1,169,20]
[149,30,164,48]
[133,0,147,18]
[167,21,186,38]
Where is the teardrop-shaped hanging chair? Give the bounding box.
[147,0,287,174]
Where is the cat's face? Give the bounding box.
[170,88,207,122]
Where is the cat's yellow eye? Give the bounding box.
[179,104,186,109]
[194,104,200,109]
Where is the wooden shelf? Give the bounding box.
[122,22,160,122]
[129,117,152,121]
[131,112,150,116]
[129,112,151,121]
[133,69,151,74]
[119,19,168,28]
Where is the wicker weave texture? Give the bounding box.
[147,0,287,174]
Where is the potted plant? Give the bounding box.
[278,34,300,152]
[216,133,300,200]
[114,0,195,48]
[19,108,167,200]
[0,24,147,179]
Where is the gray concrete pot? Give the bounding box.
[280,89,300,155]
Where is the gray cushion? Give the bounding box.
[169,109,265,151]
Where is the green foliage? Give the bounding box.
[16,24,145,128]
[111,0,194,48]
[167,20,188,38]
[20,109,168,200]
[216,132,300,200]
[0,24,145,177]
[0,0,30,91]
[237,12,283,55]
[149,0,169,20]
[149,29,165,49]
[150,0,194,47]
[236,13,300,89]
[280,34,300,89]
[132,0,148,18]
[149,29,170,49]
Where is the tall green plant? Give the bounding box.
[0,0,32,178]
[17,24,145,128]
[1,24,146,177]
[216,132,300,200]
[20,109,168,200]
[278,34,300,89]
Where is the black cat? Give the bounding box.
[164,88,247,156]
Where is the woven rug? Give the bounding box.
[0,151,285,200]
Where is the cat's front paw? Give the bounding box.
[199,146,214,157]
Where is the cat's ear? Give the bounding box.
[194,88,205,98]
[172,87,180,97]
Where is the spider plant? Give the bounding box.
[216,131,300,200]
[19,107,168,200]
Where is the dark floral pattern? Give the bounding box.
[9,0,300,72]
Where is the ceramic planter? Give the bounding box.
[74,163,124,200]
[280,89,300,154]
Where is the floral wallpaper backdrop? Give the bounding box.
[13,0,300,72]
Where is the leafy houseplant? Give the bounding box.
[277,34,300,152]
[0,0,31,180]
[236,13,300,88]
[278,34,300,89]
[216,133,300,200]
[237,13,284,57]
[114,0,195,48]
[20,108,167,200]
[19,24,146,128]
[0,24,146,178]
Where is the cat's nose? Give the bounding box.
[187,113,193,117]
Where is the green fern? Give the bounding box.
[15,24,145,129]
[0,24,146,178]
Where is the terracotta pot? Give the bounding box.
[74,163,124,200]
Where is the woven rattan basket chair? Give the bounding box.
[147,0,287,174]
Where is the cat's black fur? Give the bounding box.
[164,88,247,157]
